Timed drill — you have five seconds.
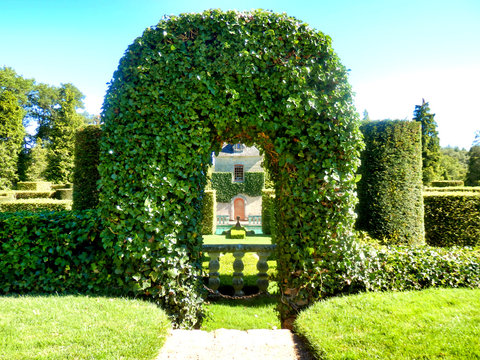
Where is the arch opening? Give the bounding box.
[99,9,363,327]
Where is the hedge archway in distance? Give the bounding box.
[99,9,363,328]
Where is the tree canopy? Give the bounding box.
[413,99,441,184]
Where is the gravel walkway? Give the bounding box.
[156,329,314,360]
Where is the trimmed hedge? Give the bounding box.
[0,199,72,212]
[352,244,480,292]
[0,210,116,294]
[73,125,101,210]
[229,229,246,239]
[14,191,54,199]
[53,188,73,200]
[200,190,216,235]
[211,172,264,203]
[431,180,464,187]
[424,192,480,247]
[261,189,275,236]
[357,120,424,245]
[16,181,52,191]
[424,186,480,193]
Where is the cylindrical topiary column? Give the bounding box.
[73,125,101,210]
[357,120,425,245]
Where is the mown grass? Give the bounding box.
[0,295,170,360]
[201,234,280,330]
[295,288,480,360]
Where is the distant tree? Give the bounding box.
[362,109,370,121]
[26,138,48,180]
[0,90,25,189]
[466,132,480,186]
[45,85,85,183]
[44,85,86,183]
[413,99,441,184]
[438,146,468,180]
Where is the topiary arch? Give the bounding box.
[99,9,363,328]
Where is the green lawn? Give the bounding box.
[295,288,480,360]
[0,295,170,360]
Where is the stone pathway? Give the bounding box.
[156,329,314,360]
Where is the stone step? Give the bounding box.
[156,328,313,360]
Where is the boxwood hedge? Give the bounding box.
[0,210,116,294]
[73,125,101,210]
[99,9,363,327]
[431,180,464,187]
[200,190,216,235]
[357,120,424,245]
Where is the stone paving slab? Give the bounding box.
[156,329,314,360]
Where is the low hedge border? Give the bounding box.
[13,191,55,199]
[424,192,480,247]
[0,210,117,294]
[16,181,52,191]
[431,180,464,187]
[53,188,73,201]
[351,244,480,292]
[424,187,480,193]
[0,199,72,212]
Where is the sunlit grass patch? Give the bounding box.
[0,295,170,360]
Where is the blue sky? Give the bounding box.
[1,0,479,148]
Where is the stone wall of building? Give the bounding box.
[214,156,263,173]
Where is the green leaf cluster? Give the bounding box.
[424,192,480,247]
[211,172,264,202]
[357,120,424,245]
[73,125,101,210]
[99,9,363,326]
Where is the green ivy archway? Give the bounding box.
[99,9,363,327]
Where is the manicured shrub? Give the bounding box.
[431,180,464,187]
[0,199,72,212]
[53,188,73,200]
[352,244,480,292]
[424,192,480,247]
[261,189,275,236]
[211,172,264,202]
[51,183,73,190]
[200,190,216,235]
[73,125,101,210]
[99,9,362,327]
[357,120,424,245]
[0,192,15,203]
[228,229,246,239]
[424,186,480,193]
[0,210,116,294]
[14,191,54,199]
[16,181,51,191]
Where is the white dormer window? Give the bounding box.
[234,164,244,182]
[233,143,243,153]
